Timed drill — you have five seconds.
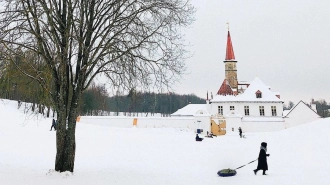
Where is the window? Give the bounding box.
[244,106,250,116]
[271,106,277,116]
[230,106,235,110]
[256,90,262,98]
[218,106,223,115]
[259,106,265,116]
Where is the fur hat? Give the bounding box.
[261,142,267,147]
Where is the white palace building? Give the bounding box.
[80,30,320,135]
[171,30,320,135]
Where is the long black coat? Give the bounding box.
[257,148,268,170]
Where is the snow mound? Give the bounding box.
[46,169,73,178]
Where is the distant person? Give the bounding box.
[238,127,242,138]
[254,142,270,175]
[18,100,22,109]
[205,131,213,138]
[195,134,203,141]
[50,118,57,131]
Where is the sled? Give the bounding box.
[217,158,258,177]
[217,168,237,177]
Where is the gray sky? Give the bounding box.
[172,0,330,105]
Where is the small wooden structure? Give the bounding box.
[211,114,226,136]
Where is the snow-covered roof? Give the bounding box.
[171,104,209,116]
[211,77,282,103]
[283,100,319,118]
[273,92,280,95]
[283,110,290,117]
[237,77,281,102]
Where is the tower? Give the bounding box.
[223,30,238,91]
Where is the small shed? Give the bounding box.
[284,100,321,128]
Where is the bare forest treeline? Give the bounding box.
[0,55,54,117]
[80,85,206,116]
[314,100,330,118]
[0,69,205,116]
[0,54,204,116]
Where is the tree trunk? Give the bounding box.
[55,114,77,172]
[47,106,50,118]
[54,88,81,172]
[38,104,42,114]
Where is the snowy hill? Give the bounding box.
[0,98,329,185]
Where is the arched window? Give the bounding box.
[255,90,262,98]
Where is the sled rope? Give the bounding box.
[235,158,258,170]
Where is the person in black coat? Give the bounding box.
[254,142,270,175]
[238,127,242,138]
[50,118,57,131]
[195,134,203,141]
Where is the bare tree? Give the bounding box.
[288,101,295,110]
[0,0,195,172]
[316,99,329,118]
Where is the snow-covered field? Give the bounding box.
[1,99,329,185]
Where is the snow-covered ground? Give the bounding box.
[1,99,329,185]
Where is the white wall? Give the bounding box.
[194,115,211,134]
[80,116,195,129]
[241,121,285,132]
[80,116,134,128]
[137,117,194,129]
[284,102,320,128]
[225,117,242,134]
[209,102,283,118]
[79,115,213,135]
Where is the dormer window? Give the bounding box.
[255,90,262,98]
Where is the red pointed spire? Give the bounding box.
[225,31,235,60]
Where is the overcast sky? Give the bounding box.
[171,0,330,105]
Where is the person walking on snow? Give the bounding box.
[238,127,242,138]
[50,118,56,131]
[254,142,270,175]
